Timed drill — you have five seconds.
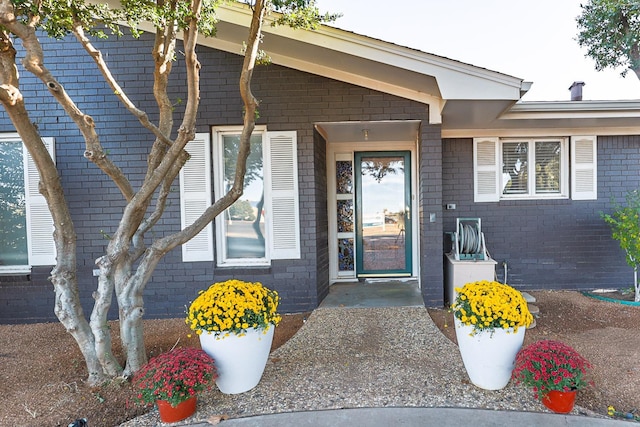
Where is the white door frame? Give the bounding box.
[327,140,419,283]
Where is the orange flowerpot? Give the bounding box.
[542,390,577,414]
[156,396,197,423]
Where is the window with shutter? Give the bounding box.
[473,136,592,201]
[0,134,56,273]
[204,126,300,267]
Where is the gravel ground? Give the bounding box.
[120,306,607,426]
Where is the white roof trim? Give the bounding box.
[443,127,640,138]
[215,3,526,101]
[504,100,640,119]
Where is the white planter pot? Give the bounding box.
[454,317,525,390]
[199,326,275,394]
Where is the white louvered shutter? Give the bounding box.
[571,136,597,200]
[473,137,500,202]
[25,137,56,266]
[265,131,300,259]
[180,133,214,262]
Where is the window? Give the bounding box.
[179,128,300,265]
[473,136,597,202]
[0,134,56,273]
[219,132,266,261]
[501,138,567,197]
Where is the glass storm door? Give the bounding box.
[355,151,412,277]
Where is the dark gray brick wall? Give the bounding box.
[419,123,444,306]
[1,32,436,322]
[0,268,55,323]
[442,137,640,292]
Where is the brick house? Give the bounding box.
[2,4,640,322]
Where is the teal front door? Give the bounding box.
[354,151,412,277]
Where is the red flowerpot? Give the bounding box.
[542,390,577,414]
[156,396,197,423]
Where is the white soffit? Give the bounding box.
[315,120,421,144]
[442,100,640,138]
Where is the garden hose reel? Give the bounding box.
[451,218,488,261]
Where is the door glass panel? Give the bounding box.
[338,238,354,272]
[336,160,353,194]
[358,154,409,273]
[337,200,354,233]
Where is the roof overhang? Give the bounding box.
[207,3,527,126]
[443,100,640,138]
[95,2,640,137]
[101,1,528,126]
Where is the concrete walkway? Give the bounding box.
[187,407,630,426]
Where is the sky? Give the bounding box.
[314,0,640,101]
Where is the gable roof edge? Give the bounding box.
[214,3,527,101]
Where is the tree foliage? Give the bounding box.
[601,190,640,301]
[0,0,336,385]
[576,0,640,80]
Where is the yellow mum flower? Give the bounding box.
[452,280,532,334]
[186,279,281,337]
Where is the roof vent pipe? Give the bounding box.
[569,81,585,101]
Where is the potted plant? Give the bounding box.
[186,279,282,394]
[512,340,592,413]
[132,347,216,423]
[452,280,533,390]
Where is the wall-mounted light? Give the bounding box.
[363,129,369,141]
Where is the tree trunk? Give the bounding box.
[634,266,639,302]
[89,257,123,378]
[117,284,147,376]
[117,250,164,375]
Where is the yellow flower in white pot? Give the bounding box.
[451,280,533,390]
[186,280,282,394]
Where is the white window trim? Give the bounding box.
[499,137,569,200]
[213,126,270,267]
[0,133,56,274]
